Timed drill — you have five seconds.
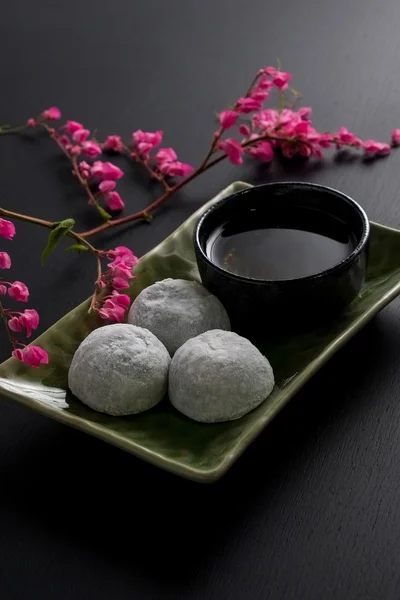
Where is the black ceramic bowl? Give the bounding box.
[194,182,369,335]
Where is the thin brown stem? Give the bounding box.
[243,72,262,97]
[0,207,54,229]
[0,124,29,135]
[122,144,171,192]
[199,71,262,171]
[88,252,103,311]
[0,206,100,251]
[0,299,16,347]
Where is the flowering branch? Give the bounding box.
[0,208,138,365]
[1,62,399,367]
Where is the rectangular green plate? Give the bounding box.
[1,181,400,483]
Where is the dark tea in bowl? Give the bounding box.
[194,182,369,335]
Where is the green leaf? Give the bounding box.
[96,205,112,221]
[41,218,75,265]
[65,244,89,253]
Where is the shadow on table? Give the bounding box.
[0,314,397,590]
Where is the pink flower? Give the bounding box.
[8,281,29,302]
[110,291,131,309]
[278,108,300,128]
[318,133,332,148]
[98,290,131,321]
[218,138,244,165]
[0,285,7,295]
[280,142,297,158]
[107,246,138,269]
[0,219,16,240]
[112,277,130,290]
[132,130,163,158]
[58,135,71,148]
[12,345,49,368]
[99,180,116,192]
[336,127,357,145]
[98,300,126,322]
[8,317,22,332]
[106,251,136,290]
[41,107,62,120]
[236,97,263,114]
[158,161,194,177]
[26,118,36,127]
[91,161,124,181]
[239,124,251,136]
[272,71,292,90]
[253,109,280,132]
[72,128,90,143]
[110,264,133,281]
[19,309,40,338]
[263,66,276,76]
[155,148,177,164]
[70,145,82,156]
[298,144,312,157]
[250,90,269,103]
[247,141,274,162]
[294,121,311,135]
[0,252,11,269]
[298,107,312,120]
[82,141,102,158]
[79,161,91,178]
[219,110,238,130]
[65,121,84,134]
[256,77,274,92]
[363,139,391,156]
[103,135,124,152]
[378,143,391,156]
[392,129,400,146]
[104,191,124,211]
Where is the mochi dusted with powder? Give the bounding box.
[68,324,170,416]
[127,278,231,355]
[169,329,275,423]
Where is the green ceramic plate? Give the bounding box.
[1,181,400,483]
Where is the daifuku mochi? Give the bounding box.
[169,329,274,423]
[127,278,230,355]
[68,324,170,416]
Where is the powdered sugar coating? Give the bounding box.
[169,329,274,423]
[68,324,170,416]
[127,278,231,355]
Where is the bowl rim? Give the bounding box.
[194,181,370,285]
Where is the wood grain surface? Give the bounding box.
[1,1,400,598]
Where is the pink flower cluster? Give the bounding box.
[93,246,138,322]
[60,121,125,212]
[27,110,126,213]
[0,219,48,368]
[215,67,396,165]
[12,346,48,368]
[132,130,194,178]
[61,120,102,158]
[9,309,39,337]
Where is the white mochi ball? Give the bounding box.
[127,278,231,355]
[68,324,170,416]
[169,329,274,423]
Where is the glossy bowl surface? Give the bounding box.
[194,182,370,334]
